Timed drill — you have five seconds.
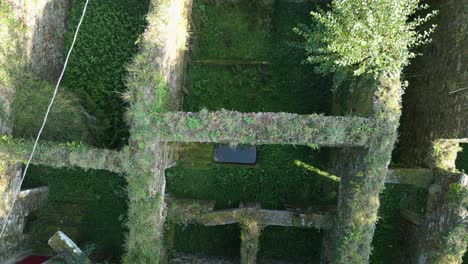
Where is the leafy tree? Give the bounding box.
[294,0,437,88]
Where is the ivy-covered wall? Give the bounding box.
[62,0,149,148]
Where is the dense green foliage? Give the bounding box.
[0,1,25,89]
[295,0,437,88]
[63,0,149,148]
[456,144,468,171]
[23,165,127,263]
[173,224,241,257]
[185,0,332,114]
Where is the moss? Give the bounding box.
[0,136,123,173]
[431,140,462,171]
[151,111,374,147]
[333,73,403,263]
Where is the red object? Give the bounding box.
[16,256,51,264]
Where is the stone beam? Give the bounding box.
[150,110,374,147]
[400,209,424,226]
[48,231,92,264]
[167,198,334,230]
[240,220,262,264]
[0,138,123,173]
[386,168,433,189]
[0,187,48,262]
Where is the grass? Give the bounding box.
[167,144,338,261]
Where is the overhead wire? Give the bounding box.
[0,0,90,239]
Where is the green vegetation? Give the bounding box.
[173,224,241,257]
[259,226,322,262]
[185,0,332,114]
[63,0,149,148]
[167,144,337,261]
[371,185,428,263]
[23,165,127,263]
[456,143,468,171]
[295,0,437,88]
[0,136,123,173]
[152,110,374,147]
[168,145,338,209]
[0,2,88,143]
[11,74,90,142]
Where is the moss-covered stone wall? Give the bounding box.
[399,0,468,166]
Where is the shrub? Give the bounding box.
[295,0,437,88]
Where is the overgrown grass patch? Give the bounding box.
[167,145,337,209]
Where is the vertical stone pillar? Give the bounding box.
[414,141,467,263]
[240,220,262,264]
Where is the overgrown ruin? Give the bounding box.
[0,0,466,263]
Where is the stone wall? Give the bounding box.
[399,0,468,166]
[1,0,68,260]
[6,0,69,83]
[0,187,48,262]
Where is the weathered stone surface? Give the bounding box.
[328,73,403,263]
[386,168,433,189]
[0,187,48,262]
[399,0,468,165]
[48,231,91,264]
[240,221,262,264]
[123,0,192,262]
[167,198,334,230]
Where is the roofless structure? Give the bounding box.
[0,0,466,263]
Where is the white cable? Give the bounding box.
[0,0,90,239]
